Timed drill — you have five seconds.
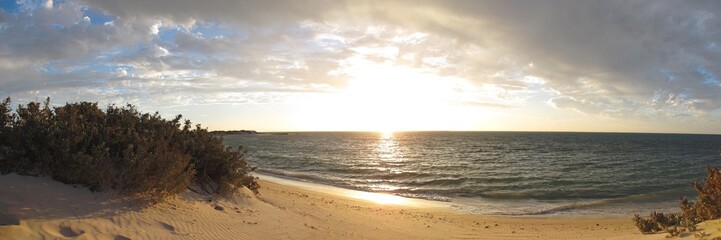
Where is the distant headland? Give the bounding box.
[211,130,259,135]
[211,130,290,135]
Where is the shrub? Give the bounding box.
[633,214,662,234]
[633,160,721,235]
[631,211,680,234]
[0,97,14,162]
[0,98,258,201]
[650,211,680,229]
[179,120,259,195]
[0,98,54,173]
[686,165,721,221]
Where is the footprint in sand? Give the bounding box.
[159,221,175,232]
[159,221,190,236]
[114,235,132,240]
[58,226,85,238]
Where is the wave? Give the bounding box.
[256,167,680,216]
[226,131,721,216]
[495,193,666,216]
[254,168,356,189]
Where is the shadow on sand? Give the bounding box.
[0,173,146,222]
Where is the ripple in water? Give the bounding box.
[223,131,721,216]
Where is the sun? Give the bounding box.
[292,63,481,132]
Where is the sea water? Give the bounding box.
[222,132,721,216]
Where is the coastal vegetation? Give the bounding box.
[633,161,721,237]
[0,97,258,201]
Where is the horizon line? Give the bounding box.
[216,129,721,136]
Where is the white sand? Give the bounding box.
[0,173,714,239]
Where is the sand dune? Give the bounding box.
[0,173,712,239]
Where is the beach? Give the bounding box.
[3,0,721,239]
[2,172,708,240]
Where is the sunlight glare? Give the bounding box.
[291,61,495,132]
[350,192,407,205]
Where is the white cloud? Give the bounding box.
[0,0,720,132]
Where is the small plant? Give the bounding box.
[694,231,711,240]
[632,212,683,234]
[665,226,680,238]
[633,214,662,234]
[651,211,680,229]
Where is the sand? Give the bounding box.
[0,173,714,240]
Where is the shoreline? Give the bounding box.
[0,173,705,239]
[254,171,680,218]
[255,173,451,209]
[226,131,716,220]
[253,177,654,239]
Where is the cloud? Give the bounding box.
[418,1,721,116]
[1,0,720,131]
[550,97,603,115]
[82,0,342,26]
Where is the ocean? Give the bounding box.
[222,131,721,216]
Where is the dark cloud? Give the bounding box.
[422,0,721,115]
[82,0,344,25]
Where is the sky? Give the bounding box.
[1,0,721,133]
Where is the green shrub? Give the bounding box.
[0,98,258,201]
[178,121,259,195]
[0,98,54,173]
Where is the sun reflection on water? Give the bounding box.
[366,131,405,202]
[376,131,399,162]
